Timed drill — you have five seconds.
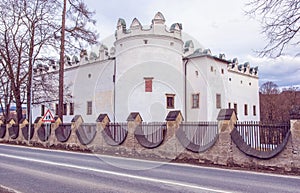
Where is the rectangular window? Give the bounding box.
[166,94,175,109]
[210,66,214,72]
[228,102,231,109]
[216,94,221,109]
[253,105,256,116]
[41,104,45,116]
[192,93,200,108]
[87,101,92,115]
[244,104,248,116]
[70,103,74,115]
[55,104,58,115]
[144,77,153,92]
[63,103,67,115]
[234,103,238,115]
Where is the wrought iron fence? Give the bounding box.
[179,122,218,146]
[140,122,166,143]
[106,122,128,143]
[235,121,290,151]
[0,125,6,138]
[76,123,97,145]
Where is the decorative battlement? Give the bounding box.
[115,12,182,41]
[185,39,258,78]
[228,58,258,77]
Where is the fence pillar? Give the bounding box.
[164,110,183,160]
[49,117,62,146]
[290,106,300,173]
[0,119,7,142]
[95,114,111,153]
[31,117,43,144]
[18,118,29,143]
[209,109,237,166]
[291,119,300,172]
[122,112,142,155]
[7,118,17,142]
[67,115,85,149]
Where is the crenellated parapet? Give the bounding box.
[228,58,258,77]
[115,12,182,42]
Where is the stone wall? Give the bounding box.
[0,110,299,174]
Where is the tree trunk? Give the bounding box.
[27,25,35,121]
[58,0,66,123]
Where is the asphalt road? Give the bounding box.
[0,144,299,193]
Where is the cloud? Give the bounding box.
[84,0,298,87]
[246,55,300,87]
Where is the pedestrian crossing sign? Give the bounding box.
[42,109,55,123]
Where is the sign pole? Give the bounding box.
[42,109,55,141]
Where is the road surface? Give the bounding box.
[0,144,299,193]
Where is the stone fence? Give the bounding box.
[0,109,299,174]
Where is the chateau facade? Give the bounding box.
[33,12,260,122]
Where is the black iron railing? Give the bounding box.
[139,122,166,144]
[105,123,128,143]
[179,122,218,146]
[235,121,290,151]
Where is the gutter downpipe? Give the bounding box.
[183,57,189,122]
[108,56,116,123]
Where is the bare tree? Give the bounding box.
[260,81,280,94]
[246,0,300,57]
[21,0,60,120]
[32,65,72,106]
[0,63,13,123]
[0,1,31,122]
[57,0,98,122]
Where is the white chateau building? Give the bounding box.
[33,12,260,122]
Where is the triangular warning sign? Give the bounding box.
[42,109,55,123]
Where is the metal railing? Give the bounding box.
[235,121,290,151]
[179,122,218,146]
[140,122,166,143]
[106,122,128,143]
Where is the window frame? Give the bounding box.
[87,101,93,115]
[253,105,257,116]
[70,102,74,115]
[144,77,153,92]
[244,104,248,116]
[166,94,175,109]
[41,104,45,116]
[63,103,67,115]
[192,93,200,109]
[234,103,238,115]
[216,94,221,109]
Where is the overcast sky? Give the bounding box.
[85,0,300,88]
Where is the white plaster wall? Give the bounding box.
[185,58,208,121]
[114,35,184,122]
[187,56,229,121]
[71,60,114,123]
[225,71,260,121]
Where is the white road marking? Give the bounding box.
[0,153,230,193]
[1,144,299,180]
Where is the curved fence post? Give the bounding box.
[7,118,18,142]
[31,117,42,144]
[290,108,300,173]
[212,109,237,166]
[49,117,62,146]
[67,115,84,149]
[0,119,8,142]
[18,118,29,143]
[122,112,142,155]
[90,114,110,152]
